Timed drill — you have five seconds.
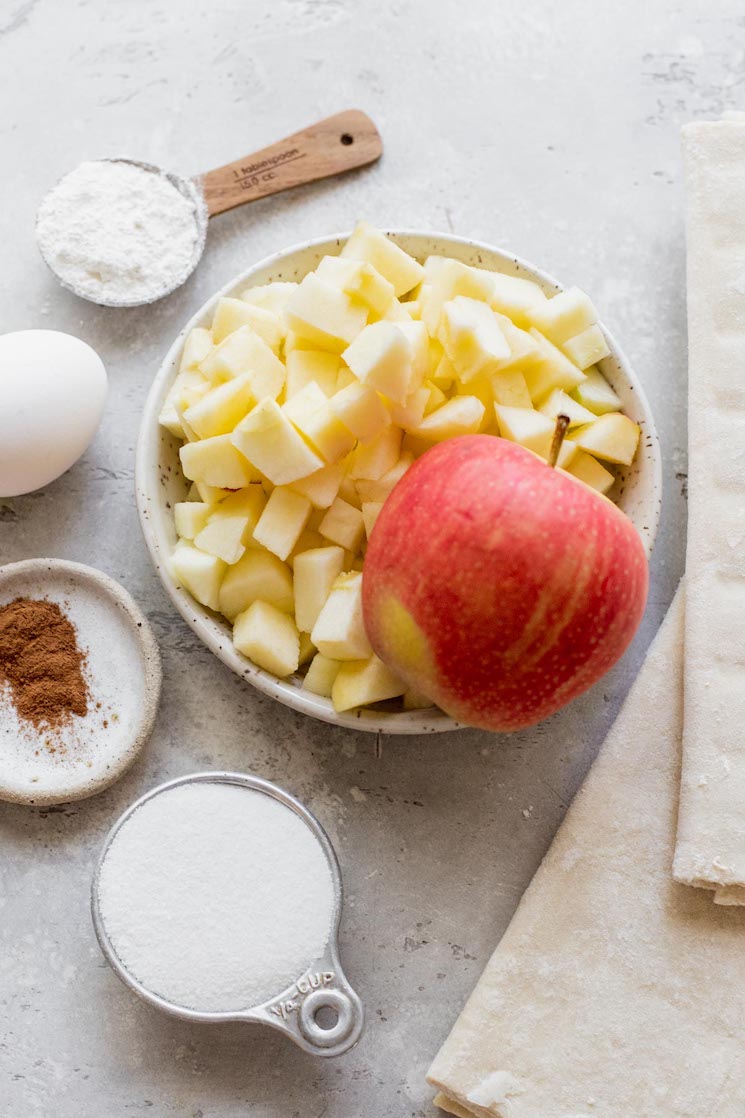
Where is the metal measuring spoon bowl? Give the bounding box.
[91,772,364,1058]
[36,111,382,308]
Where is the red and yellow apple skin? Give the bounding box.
[362,435,649,732]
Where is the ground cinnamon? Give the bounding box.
[0,598,88,728]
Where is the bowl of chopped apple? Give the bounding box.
[136,224,661,734]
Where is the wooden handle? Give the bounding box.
[200,110,382,218]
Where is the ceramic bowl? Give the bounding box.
[136,231,662,735]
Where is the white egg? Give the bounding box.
[0,330,107,497]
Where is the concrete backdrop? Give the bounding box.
[2,0,724,1112]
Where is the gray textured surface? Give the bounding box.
[0,0,716,1112]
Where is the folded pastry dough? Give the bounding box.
[428,590,745,1118]
[674,118,745,899]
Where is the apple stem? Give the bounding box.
[548,414,570,468]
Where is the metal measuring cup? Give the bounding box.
[36,109,382,307]
[91,771,364,1057]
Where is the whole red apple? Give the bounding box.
[362,435,648,732]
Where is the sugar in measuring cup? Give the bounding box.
[91,772,364,1056]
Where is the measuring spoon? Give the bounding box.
[37,109,382,308]
[91,771,364,1057]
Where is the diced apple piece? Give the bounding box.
[376,295,412,322]
[211,297,283,353]
[180,327,213,373]
[240,281,297,315]
[231,398,324,485]
[355,452,413,503]
[338,472,362,509]
[200,325,286,401]
[568,413,641,466]
[289,462,344,508]
[487,273,548,328]
[169,544,226,612]
[218,551,294,620]
[173,390,207,443]
[285,350,340,398]
[430,355,456,393]
[523,329,587,402]
[562,450,615,495]
[194,487,266,565]
[293,545,346,632]
[252,486,312,561]
[340,221,424,297]
[362,501,383,538]
[571,365,622,415]
[403,688,433,710]
[539,388,596,428]
[282,382,356,463]
[233,600,300,677]
[491,368,532,409]
[419,256,496,334]
[183,375,254,439]
[561,324,610,370]
[194,513,250,565]
[303,653,341,697]
[396,320,430,382]
[316,255,395,315]
[318,497,365,552]
[180,435,256,489]
[423,379,447,415]
[490,313,545,373]
[411,396,485,442]
[193,480,231,507]
[174,501,210,540]
[386,386,429,429]
[401,432,436,458]
[298,631,316,665]
[335,365,356,391]
[159,369,208,437]
[332,654,406,712]
[220,487,267,543]
[495,405,554,459]
[287,530,326,568]
[310,571,372,660]
[438,296,510,383]
[347,426,403,480]
[284,273,368,352]
[329,380,391,441]
[342,321,414,405]
[528,286,598,345]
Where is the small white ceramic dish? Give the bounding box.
[136,231,662,735]
[0,559,161,804]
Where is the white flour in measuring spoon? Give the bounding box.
[96,782,337,1011]
[36,160,205,306]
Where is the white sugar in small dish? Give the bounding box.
[0,559,161,805]
[91,772,365,1057]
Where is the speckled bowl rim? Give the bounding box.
[136,230,662,735]
[0,558,162,805]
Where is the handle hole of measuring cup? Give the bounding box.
[314,1004,339,1031]
[298,989,354,1048]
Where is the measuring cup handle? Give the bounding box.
[263,962,364,1058]
[296,981,364,1056]
[199,110,382,218]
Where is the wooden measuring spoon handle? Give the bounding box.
[199,110,382,218]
